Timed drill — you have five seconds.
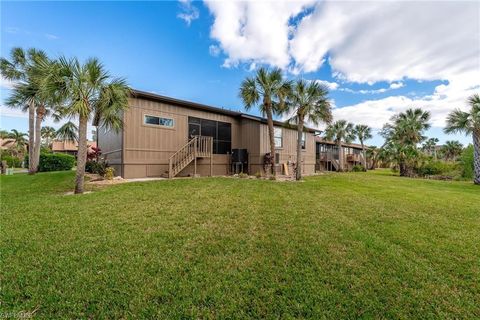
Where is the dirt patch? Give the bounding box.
[88,176,127,185]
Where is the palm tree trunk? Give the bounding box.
[296,117,304,180]
[473,130,480,185]
[265,106,276,176]
[361,142,367,171]
[32,105,46,173]
[338,141,344,172]
[28,103,35,174]
[75,115,88,194]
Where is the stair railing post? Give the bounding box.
[194,137,197,176]
[169,157,173,179]
[210,137,213,177]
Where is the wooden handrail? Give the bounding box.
[168,135,213,178]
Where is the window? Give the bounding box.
[274,127,283,148]
[144,115,174,127]
[301,132,306,150]
[188,117,232,154]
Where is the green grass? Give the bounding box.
[1,170,479,319]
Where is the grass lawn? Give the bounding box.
[1,170,479,319]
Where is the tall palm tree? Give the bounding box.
[381,108,431,176]
[324,120,355,172]
[286,80,332,180]
[353,124,372,171]
[239,67,291,176]
[55,121,78,143]
[444,93,480,184]
[0,48,54,174]
[422,137,439,159]
[41,126,56,148]
[441,140,463,161]
[1,48,34,173]
[44,56,130,193]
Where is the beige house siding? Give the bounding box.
[258,124,316,175]
[120,97,242,178]
[100,94,318,178]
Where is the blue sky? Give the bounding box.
[1,1,478,146]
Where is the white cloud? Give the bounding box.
[389,82,404,90]
[44,33,59,40]
[204,0,316,69]
[209,44,221,57]
[339,81,405,95]
[0,76,16,90]
[313,79,339,91]
[177,0,200,26]
[333,72,480,130]
[290,1,479,83]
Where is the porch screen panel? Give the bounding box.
[188,117,232,154]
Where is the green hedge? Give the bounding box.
[38,153,75,172]
[1,155,22,168]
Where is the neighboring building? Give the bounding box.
[51,140,97,156]
[0,138,16,150]
[98,90,318,179]
[315,137,365,171]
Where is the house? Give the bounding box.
[51,140,97,156]
[315,137,365,171]
[98,90,318,179]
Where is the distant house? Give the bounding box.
[98,90,318,178]
[51,140,97,156]
[315,137,365,171]
[0,138,17,150]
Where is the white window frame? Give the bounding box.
[301,132,307,150]
[143,114,174,128]
[274,127,283,148]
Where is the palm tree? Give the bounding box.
[44,57,130,193]
[441,140,463,161]
[381,108,431,176]
[286,80,332,180]
[353,124,372,171]
[444,93,480,184]
[366,146,379,169]
[3,129,28,158]
[324,120,355,172]
[41,126,56,148]
[422,137,439,159]
[0,48,54,174]
[239,67,291,176]
[55,121,78,143]
[0,129,9,139]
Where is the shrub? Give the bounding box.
[238,172,248,179]
[85,160,107,176]
[104,167,115,180]
[460,145,474,179]
[351,164,365,172]
[38,153,75,172]
[0,155,22,168]
[415,160,459,177]
[254,171,262,179]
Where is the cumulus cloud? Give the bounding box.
[177,0,200,26]
[205,1,479,131]
[333,72,480,129]
[204,0,316,68]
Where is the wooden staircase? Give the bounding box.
[168,136,213,178]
